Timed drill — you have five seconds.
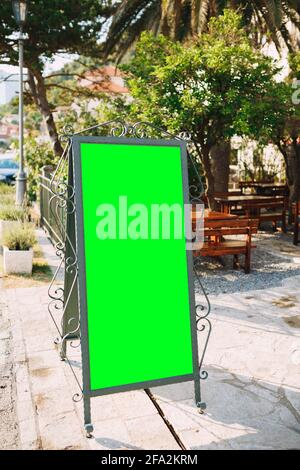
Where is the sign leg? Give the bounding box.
[60,338,66,361]
[194,374,206,412]
[83,395,93,438]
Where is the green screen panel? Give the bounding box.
[79,141,194,391]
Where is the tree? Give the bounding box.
[104,1,299,194]
[104,0,300,59]
[0,1,115,156]
[106,11,292,208]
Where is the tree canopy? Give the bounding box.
[106,10,294,205]
[0,0,114,68]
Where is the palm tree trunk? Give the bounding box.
[288,141,300,202]
[160,0,183,39]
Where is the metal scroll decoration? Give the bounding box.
[47,120,211,409]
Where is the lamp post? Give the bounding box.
[12,0,28,205]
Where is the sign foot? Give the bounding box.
[85,423,94,438]
[196,401,206,414]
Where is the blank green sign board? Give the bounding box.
[73,137,197,394]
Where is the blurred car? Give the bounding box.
[0,156,19,184]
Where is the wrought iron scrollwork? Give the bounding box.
[47,122,82,402]
[187,147,211,385]
[194,268,211,381]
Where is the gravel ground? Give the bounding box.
[195,231,300,296]
[0,292,19,450]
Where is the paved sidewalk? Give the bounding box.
[1,229,300,450]
[0,282,20,450]
[2,285,181,450]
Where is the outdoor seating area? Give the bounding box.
[193,181,299,274]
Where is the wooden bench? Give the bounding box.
[213,191,244,213]
[193,218,259,273]
[242,199,286,232]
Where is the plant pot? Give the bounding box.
[3,246,33,275]
[0,220,22,244]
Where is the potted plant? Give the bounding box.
[3,225,36,275]
[0,205,26,244]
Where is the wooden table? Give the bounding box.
[214,195,286,232]
[239,181,288,196]
[214,195,284,214]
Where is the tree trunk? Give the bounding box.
[198,144,216,210]
[279,141,300,202]
[277,140,300,224]
[210,141,231,193]
[288,141,300,203]
[27,69,64,157]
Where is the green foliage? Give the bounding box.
[55,96,116,137]
[0,184,17,215]
[1,2,115,158]
[0,184,15,209]
[0,183,15,196]
[25,106,43,135]
[24,138,58,201]
[116,11,292,154]
[4,225,36,251]
[101,9,296,203]
[104,0,300,59]
[0,1,114,68]
[0,205,27,222]
[0,193,15,206]
[56,104,99,135]
[289,52,300,79]
[0,99,18,119]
